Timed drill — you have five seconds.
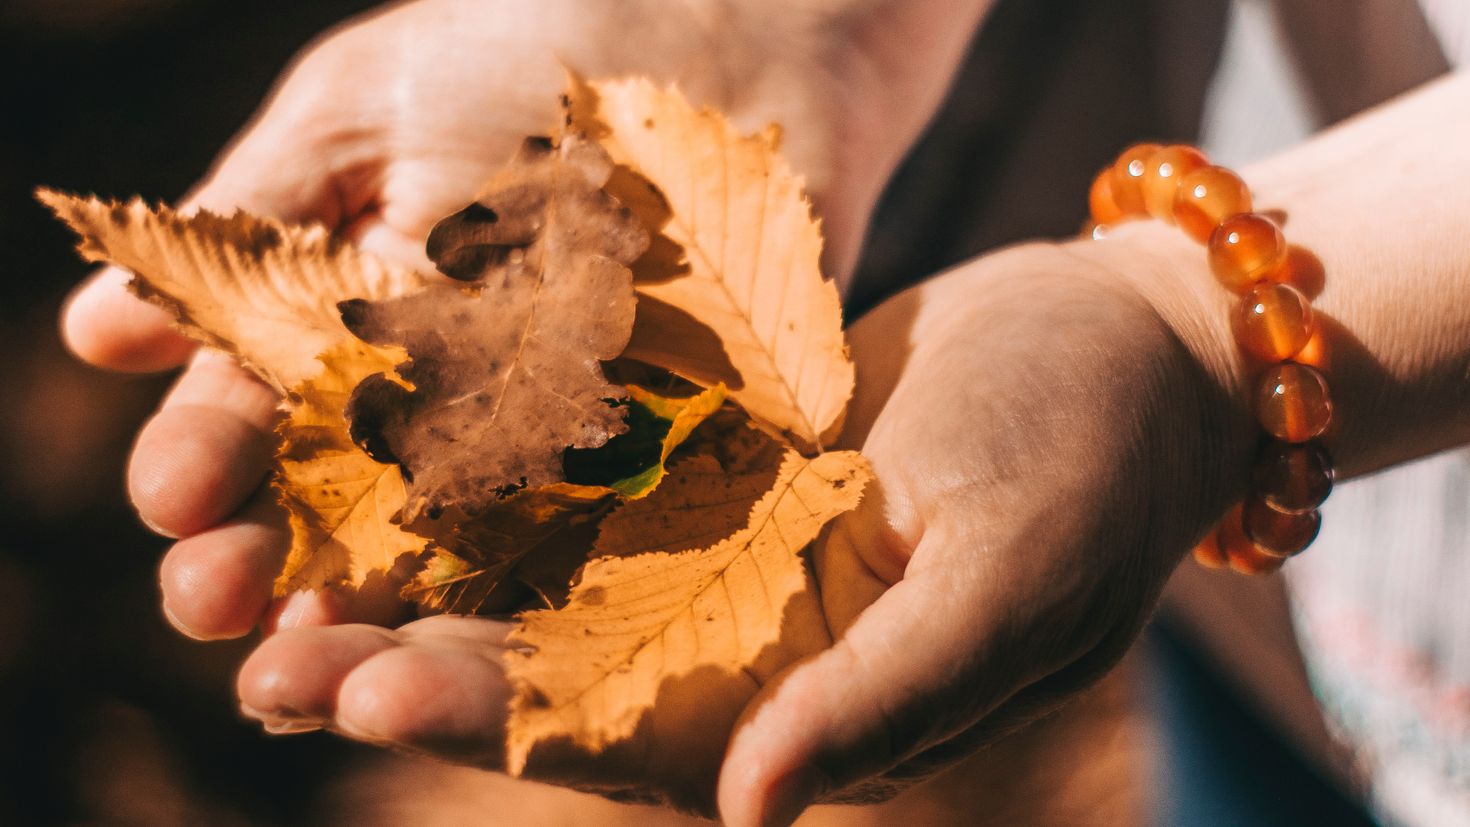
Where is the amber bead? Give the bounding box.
[1209,214,1287,293]
[1142,145,1209,222]
[1089,168,1125,225]
[1192,530,1228,569]
[1218,504,1286,574]
[1110,142,1162,216]
[1255,363,1332,442]
[1237,282,1315,361]
[1243,496,1320,557]
[1252,440,1334,513]
[1174,165,1252,243]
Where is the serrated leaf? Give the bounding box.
[37,189,428,393]
[504,447,871,772]
[567,78,855,451]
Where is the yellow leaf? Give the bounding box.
[274,340,426,594]
[37,190,428,394]
[568,78,855,451]
[504,448,871,773]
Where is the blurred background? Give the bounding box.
[2,0,1454,823]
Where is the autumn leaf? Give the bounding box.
[504,447,871,773]
[563,382,726,498]
[343,136,648,520]
[403,484,611,614]
[37,189,428,393]
[567,78,855,452]
[408,383,726,613]
[274,340,426,595]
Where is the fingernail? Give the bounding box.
[161,601,206,641]
[138,511,181,540]
[263,721,323,735]
[761,766,822,827]
[272,594,312,631]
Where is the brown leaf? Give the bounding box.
[274,340,426,595]
[402,484,611,615]
[567,78,855,451]
[37,189,428,394]
[504,447,871,773]
[408,383,726,614]
[342,137,649,520]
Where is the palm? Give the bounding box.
[236,240,1232,819]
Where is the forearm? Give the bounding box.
[1088,70,1470,484]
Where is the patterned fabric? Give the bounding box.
[1205,2,1470,825]
[1293,0,1470,813]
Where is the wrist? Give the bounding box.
[1059,226,1258,523]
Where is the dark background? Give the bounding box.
[0,0,1378,824]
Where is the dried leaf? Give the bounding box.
[273,340,426,595]
[504,448,871,772]
[567,78,855,451]
[403,484,611,614]
[343,137,648,520]
[37,189,427,393]
[409,383,726,613]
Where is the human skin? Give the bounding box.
[58,0,1470,823]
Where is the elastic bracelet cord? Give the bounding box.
[1087,144,1334,576]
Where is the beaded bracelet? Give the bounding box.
[1087,144,1334,575]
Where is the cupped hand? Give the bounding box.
[65,0,985,637]
[229,234,1249,824]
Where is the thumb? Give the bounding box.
[716,535,1035,827]
[61,54,355,373]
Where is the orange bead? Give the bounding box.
[1243,496,1320,557]
[1255,363,1332,442]
[1174,165,1252,243]
[1142,145,1209,222]
[1089,168,1125,225]
[1192,530,1228,569]
[1237,282,1315,361]
[1252,440,1334,513]
[1110,142,1162,216]
[1209,213,1287,292]
[1218,504,1286,575]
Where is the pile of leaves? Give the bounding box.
[42,77,869,774]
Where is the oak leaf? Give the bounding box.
[567,78,855,452]
[274,340,426,595]
[504,447,871,773]
[343,136,648,520]
[37,189,428,393]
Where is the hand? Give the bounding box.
[61,0,989,634]
[714,235,1247,823]
[229,234,1244,823]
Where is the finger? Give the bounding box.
[238,623,401,729]
[60,267,197,372]
[260,553,422,636]
[717,536,1036,827]
[60,48,352,374]
[159,492,289,640]
[333,617,514,762]
[128,351,280,537]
